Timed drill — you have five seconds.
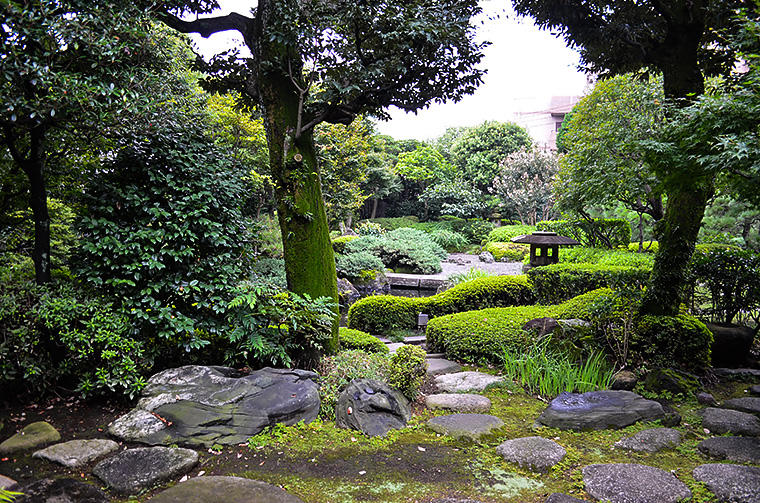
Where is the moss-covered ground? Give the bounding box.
[1,375,757,502]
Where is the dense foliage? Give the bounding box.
[388,345,428,401]
[536,219,631,249]
[345,228,447,274]
[338,327,389,354]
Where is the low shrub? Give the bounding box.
[527,263,650,304]
[627,241,659,253]
[339,327,389,354]
[332,235,360,254]
[557,247,655,268]
[485,242,530,262]
[355,221,384,236]
[335,251,385,282]
[316,349,390,420]
[537,218,631,249]
[631,314,712,371]
[487,225,536,243]
[347,275,535,334]
[251,257,286,289]
[553,287,620,320]
[429,229,469,252]
[388,345,427,400]
[345,228,446,274]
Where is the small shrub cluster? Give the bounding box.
[627,241,659,253]
[331,235,360,254]
[631,314,712,371]
[487,225,536,243]
[537,218,631,249]
[347,275,535,334]
[335,251,385,283]
[429,229,470,252]
[250,257,286,289]
[345,228,447,274]
[388,345,427,401]
[339,327,389,354]
[316,349,390,420]
[485,241,530,262]
[355,221,385,236]
[557,247,655,268]
[527,263,650,304]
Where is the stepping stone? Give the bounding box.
[750,385,760,396]
[582,463,691,503]
[0,475,17,490]
[0,421,61,454]
[426,353,446,359]
[33,438,119,468]
[613,428,682,453]
[546,494,585,503]
[701,407,760,436]
[93,446,198,494]
[496,436,566,472]
[336,379,411,437]
[425,394,491,413]
[693,464,760,503]
[696,392,717,406]
[387,343,404,354]
[426,358,462,377]
[536,391,664,431]
[108,366,320,447]
[149,475,305,503]
[723,397,760,415]
[434,372,503,393]
[16,478,108,503]
[714,368,760,379]
[427,414,504,441]
[698,436,760,464]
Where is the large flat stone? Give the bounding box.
[426,358,462,377]
[583,463,691,503]
[425,394,491,413]
[149,476,305,503]
[496,436,566,472]
[16,478,108,503]
[427,414,504,441]
[108,366,320,447]
[722,397,760,415]
[750,385,760,396]
[536,391,664,431]
[546,494,586,503]
[613,428,682,453]
[698,436,760,464]
[701,407,760,436]
[693,464,760,503]
[434,372,503,393]
[33,439,119,468]
[0,475,17,490]
[93,446,198,494]
[0,422,61,454]
[714,368,760,379]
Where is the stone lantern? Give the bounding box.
[511,231,580,269]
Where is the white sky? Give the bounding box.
[189,0,588,141]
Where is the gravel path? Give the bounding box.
[389,253,524,281]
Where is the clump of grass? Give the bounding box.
[501,339,613,397]
[447,267,493,285]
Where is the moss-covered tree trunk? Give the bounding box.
[256,50,339,369]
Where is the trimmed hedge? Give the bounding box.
[627,241,659,254]
[347,275,535,334]
[557,247,655,268]
[338,327,389,354]
[537,218,631,248]
[485,242,530,262]
[626,241,739,255]
[631,314,712,371]
[487,225,536,243]
[527,263,649,304]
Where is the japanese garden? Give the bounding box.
[1,1,760,502]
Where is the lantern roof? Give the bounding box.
[511,231,580,246]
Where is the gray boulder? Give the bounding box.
[582,463,691,503]
[427,414,504,441]
[701,407,760,436]
[693,464,760,503]
[705,322,755,367]
[108,365,320,446]
[33,439,119,468]
[522,317,560,337]
[478,251,494,263]
[696,392,717,406]
[0,475,16,490]
[722,397,760,415]
[698,436,760,464]
[610,371,637,391]
[750,385,760,396]
[149,476,305,503]
[93,446,198,494]
[613,428,682,453]
[337,278,361,307]
[15,478,108,503]
[546,495,586,503]
[0,422,61,454]
[425,394,491,413]
[495,436,566,472]
[536,390,664,431]
[434,372,503,393]
[335,379,411,437]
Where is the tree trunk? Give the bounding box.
[370,198,379,219]
[257,61,338,369]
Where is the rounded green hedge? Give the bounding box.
[332,235,360,254]
[338,327,389,354]
[631,314,712,371]
[527,263,650,304]
[487,225,536,243]
[347,275,535,334]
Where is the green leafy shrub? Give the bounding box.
[335,251,385,282]
[527,263,650,304]
[251,258,286,289]
[631,314,712,371]
[252,215,284,258]
[363,217,419,231]
[347,275,535,333]
[485,241,530,261]
[345,228,446,274]
[487,225,536,243]
[388,345,427,400]
[627,241,659,253]
[331,235,360,253]
[690,247,760,324]
[339,327,389,354]
[557,247,655,268]
[429,229,469,252]
[537,219,631,248]
[461,218,496,244]
[316,349,390,420]
[225,281,336,368]
[355,221,385,236]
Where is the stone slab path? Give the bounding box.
[613,428,682,453]
[582,463,691,503]
[149,475,305,503]
[92,446,198,494]
[496,436,566,472]
[425,394,491,413]
[32,439,119,468]
[427,414,504,441]
[698,436,760,464]
[0,421,60,455]
[693,464,760,503]
[434,371,503,393]
[701,407,760,436]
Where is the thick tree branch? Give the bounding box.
[160,11,254,39]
